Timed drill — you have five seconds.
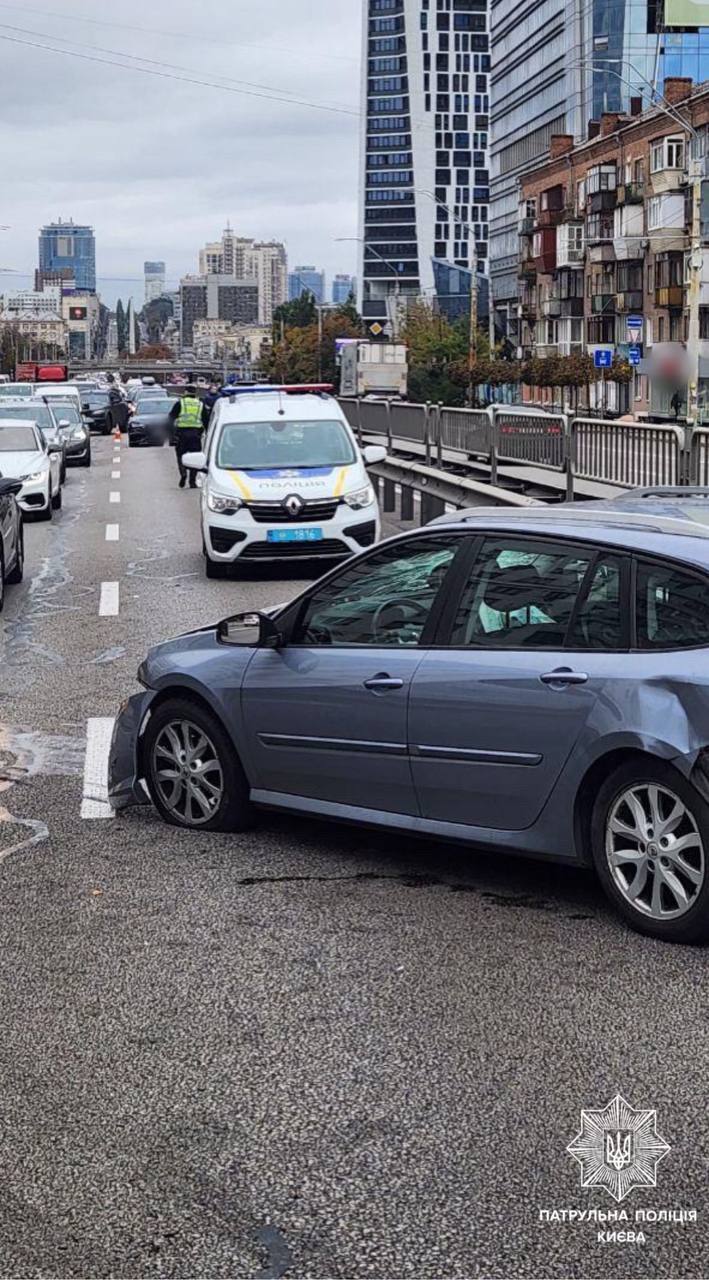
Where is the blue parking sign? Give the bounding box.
[628,346,641,366]
[594,349,612,369]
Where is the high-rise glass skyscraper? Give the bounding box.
[489,0,709,341]
[288,266,325,303]
[38,220,96,293]
[144,261,166,303]
[359,0,489,327]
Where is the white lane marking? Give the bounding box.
[99,581,120,616]
[105,523,119,542]
[111,470,121,479]
[110,491,120,503]
[81,717,115,820]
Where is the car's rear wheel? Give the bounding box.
[591,758,709,943]
[7,524,23,584]
[144,698,252,832]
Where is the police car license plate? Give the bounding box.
[267,528,323,543]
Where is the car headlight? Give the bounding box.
[207,489,243,513]
[21,469,47,482]
[344,484,375,510]
[71,427,87,441]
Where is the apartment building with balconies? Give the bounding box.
[516,77,709,417]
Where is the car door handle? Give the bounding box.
[540,668,589,687]
[363,674,404,692]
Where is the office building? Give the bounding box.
[38,220,96,293]
[0,287,62,316]
[288,266,325,303]
[144,261,166,303]
[489,0,709,341]
[359,0,490,328]
[62,292,100,360]
[332,274,355,305]
[197,228,287,325]
[179,274,259,347]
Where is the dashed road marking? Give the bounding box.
[110,491,120,503]
[105,524,119,542]
[80,717,116,820]
[111,470,121,479]
[99,581,120,616]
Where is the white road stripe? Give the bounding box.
[80,717,115,820]
[105,523,119,542]
[109,491,120,503]
[111,470,121,479]
[99,581,120,616]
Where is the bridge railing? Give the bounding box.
[571,418,684,488]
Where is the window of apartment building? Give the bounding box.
[647,196,663,231]
[634,158,645,185]
[587,164,617,194]
[658,315,665,342]
[576,179,586,213]
[700,310,709,340]
[656,253,683,287]
[670,312,682,341]
[586,213,613,242]
[617,262,643,291]
[651,135,685,172]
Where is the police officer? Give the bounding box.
[174,385,204,488]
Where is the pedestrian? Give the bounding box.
[173,385,204,488]
[108,386,129,433]
[201,382,219,430]
[671,390,681,420]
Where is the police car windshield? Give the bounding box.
[216,420,356,470]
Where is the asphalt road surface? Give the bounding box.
[1,437,708,1280]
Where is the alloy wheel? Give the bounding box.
[606,783,705,920]
[151,717,224,826]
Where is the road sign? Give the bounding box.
[594,349,613,369]
[628,345,641,366]
[369,322,384,337]
[627,314,643,343]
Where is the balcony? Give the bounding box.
[591,294,616,315]
[536,208,564,228]
[519,258,537,277]
[655,285,684,308]
[616,183,644,205]
[615,291,644,312]
[588,190,617,214]
[519,216,535,235]
[541,296,561,318]
[613,237,645,261]
[558,296,584,317]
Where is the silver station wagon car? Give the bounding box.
[110,493,709,944]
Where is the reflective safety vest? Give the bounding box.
[176,396,202,428]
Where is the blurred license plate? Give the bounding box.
[267,528,323,543]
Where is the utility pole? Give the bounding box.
[687,153,703,426]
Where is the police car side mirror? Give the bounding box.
[181,450,207,472]
[363,444,386,465]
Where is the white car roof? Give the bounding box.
[216,391,343,425]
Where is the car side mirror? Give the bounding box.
[47,441,62,454]
[58,419,71,428]
[363,444,386,465]
[217,611,281,649]
[181,450,207,472]
[0,478,23,496]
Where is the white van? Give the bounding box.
[183,387,386,577]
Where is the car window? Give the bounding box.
[0,403,53,430]
[637,559,709,649]
[567,555,624,650]
[449,537,595,649]
[291,537,461,647]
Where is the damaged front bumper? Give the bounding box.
[108,690,156,811]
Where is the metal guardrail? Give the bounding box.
[341,398,709,499]
[572,418,683,488]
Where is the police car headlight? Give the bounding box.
[344,484,375,510]
[207,489,243,513]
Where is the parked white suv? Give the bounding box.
[183,388,385,576]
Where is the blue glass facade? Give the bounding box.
[591,2,709,118]
[38,221,96,293]
[288,267,325,303]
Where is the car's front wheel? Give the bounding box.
[7,524,23,584]
[144,697,252,832]
[592,758,709,943]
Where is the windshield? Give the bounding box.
[0,385,34,398]
[216,420,356,471]
[137,398,175,415]
[83,393,110,407]
[0,426,39,451]
[47,403,81,425]
[0,403,53,430]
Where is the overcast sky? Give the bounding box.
[0,0,361,307]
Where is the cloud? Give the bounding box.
[0,0,362,306]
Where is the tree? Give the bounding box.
[259,304,363,386]
[134,343,173,361]
[142,296,174,344]
[272,292,318,339]
[115,299,127,353]
[402,302,469,406]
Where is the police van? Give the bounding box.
[182,385,386,576]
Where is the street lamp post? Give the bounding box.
[335,237,402,338]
